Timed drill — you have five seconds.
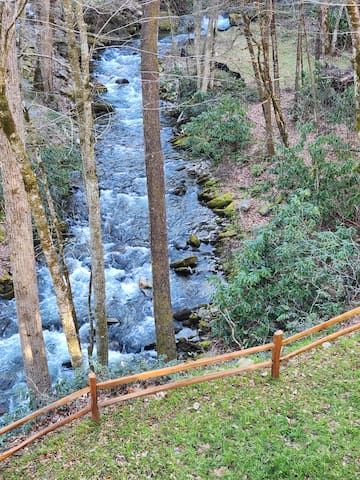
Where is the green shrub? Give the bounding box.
[212,192,360,347]
[182,95,252,164]
[291,68,355,128]
[34,145,81,219]
[274,134,360,225]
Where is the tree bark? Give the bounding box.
[346,2,360,137]
[193,0,203,90]
[242,8,275,157]
[0,0,51,397]
[201,1,217,93]
[141,0,176,360]
[35,0,54,95]
[0,2,82,371]
[63,0,108,365]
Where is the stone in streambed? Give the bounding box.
[187,234,201,249]
[207,193,233,209]
[170,256,198,269]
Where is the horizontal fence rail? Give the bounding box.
[1,306,359,462]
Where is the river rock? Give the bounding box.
[198,188,215,203]
[172,182,187,196]
[0,372,16,391]
[0,272,14,300]
[0,318,17,338]
[173,308,192,321]
[187,234,200,249]
[92,101,115,117]
[207,193,233,209]
[239,198,252,212]
[175,327,199,342]
[170,256,198,270]
[258,203,271,216]
[115,78,130,85]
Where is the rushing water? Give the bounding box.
[0,39,219,413]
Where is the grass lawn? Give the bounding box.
[1,332,359,479]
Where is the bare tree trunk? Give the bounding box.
[201,1,217,92]
[260,0,289,147]
[193,0,203,90]
[302,12,318,126]
[269,0,280,101]
[141,0,176,360]
[330,5,345,56]
[0,2,82,371]
[242,10,275,157]
[35,0,53,95]
[315,1,330,59]
[295,0,304,96]
[346,2,360,137]
[63,0,108,365]
[0,0,50,397]
[323,0,331,55]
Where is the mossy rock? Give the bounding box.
[204,179,218,189]
[0,272,14,300]
[199,340,211,350]
[258,203,271,216]
[213,202,236,217]
[198,188,216,203]
[171,135,188,147]
[218,229,237,239]
[173,266,193,276]
[170,256,198,269]
[207,193,233,209]
[187,234,201,249]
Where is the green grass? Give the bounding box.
[1,332,359,479]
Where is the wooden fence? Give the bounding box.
[1,306,359,462]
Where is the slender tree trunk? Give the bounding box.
[346,2,360,137]
[295,0,304,96]
[0,2,82,371]
[0,0,50,397]
[63,0,108,365]
[302,12,318,126]
[330,5,345,56]
[35,0,53,95]
[201,1,217,92]
[193,0,202,90]
[269,0,280,101]
[242,8,274,156]
[141,0,176,360]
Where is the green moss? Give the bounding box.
[207,193,233,209]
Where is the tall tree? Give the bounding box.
[201,0,218,92]
[0,1,82,370]
[346,1,360,138]
[34,0,54,96]
[141,0,176,360]
[62,0,108,365]
[0,0,51,397]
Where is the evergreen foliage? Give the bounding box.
[182,95,252,164]
[274,134,360,225]
[212,193,360,347]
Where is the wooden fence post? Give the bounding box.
[271,330,283,379]
[89,372,100,422]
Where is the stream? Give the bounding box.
[0,37,219,414]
